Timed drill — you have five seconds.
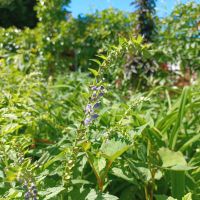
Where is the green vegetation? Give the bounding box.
[0,0,38,28]
[0,0,199,200]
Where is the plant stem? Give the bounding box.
[145,186,149,200]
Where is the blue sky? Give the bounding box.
[69,0,199,18]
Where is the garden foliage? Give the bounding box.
[0,0,200,200]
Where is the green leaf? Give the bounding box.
[44,151,66,169]
[182,193,192,200]
[85,189,119,200]
[155,195,168,200]
[93,157,107,176]
[39,186,65,200]
[1,123,22,135]
[158,148,194,171]
[179,133,200,152]
[96,55,107,60]
[87,153,107,177]
[82,141,91,151]
[90,59,102,66]
[169,87,189,150]
[100,139,129,162]
[71,179,92,185]
[6,188,22,198]
[88,68,99,76]
[111,167,135,183]
[136,35,143,44]
[167,197,177,200]
[69,188,118,200]
[5,167,19,182]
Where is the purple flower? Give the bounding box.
[85,104,93,114]
[84,118,92,125]
[89,96,96,102]
[93,102,100,109]
[24,192,31,200]
[98,92,104,97]
[91,114,99,119]
[31,183,37,195]
[93,93,97,97]
[33,189,37,194]
[91,86,98,90]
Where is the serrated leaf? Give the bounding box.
[100,139,129,162]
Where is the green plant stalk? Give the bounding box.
[86,151,113,192]
[146,138,156,200]
[150,168,156,200]
[145,186,149,200]
[86,153,103,191]
[101,160,113,191]
[170,171,185,200]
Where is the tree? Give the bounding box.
[131,0,157,42]
[0,0,38,28]
[156,2,200,72]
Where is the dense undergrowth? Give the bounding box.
[0,0,200,200]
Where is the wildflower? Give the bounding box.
[98,92,104,97]
[31,183,37,194]
[24,192,31,200]
[91,114,99,119]
[84,83,105,127]
[91,86,98,90]
[85,104,93,114]
[84,118,92,126]
[89,96,96,102]
[92,93,97,98]
[22,180,38,200]
[33,188,37,194]
[93,102,100,109]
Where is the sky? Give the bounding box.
[69,0,199,18]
